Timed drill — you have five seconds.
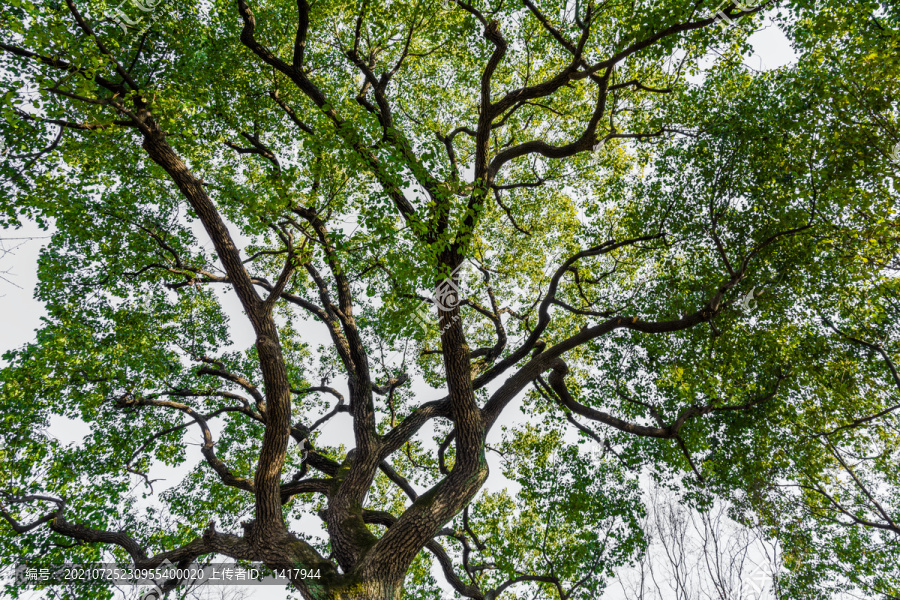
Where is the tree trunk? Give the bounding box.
[296,578,403,600]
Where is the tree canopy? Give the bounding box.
[1,0,899,598]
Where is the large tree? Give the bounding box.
[1,0,898,598]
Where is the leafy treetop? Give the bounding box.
[0,0,898,598]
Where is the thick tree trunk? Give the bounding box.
[336,582,401,600]
[295,578,403,600]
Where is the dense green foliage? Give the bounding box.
[1,0,898,598]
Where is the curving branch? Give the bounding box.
[0,494,256,565]
[224,131,283,173]
[198,366,266,407]
[124,402,263,492]
[117,393,257,493]
[235,0,422,227]
[361,509,487,599]
[474,233,666,394]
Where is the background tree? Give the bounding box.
[0,0,898,599]
[614,481,783,600]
